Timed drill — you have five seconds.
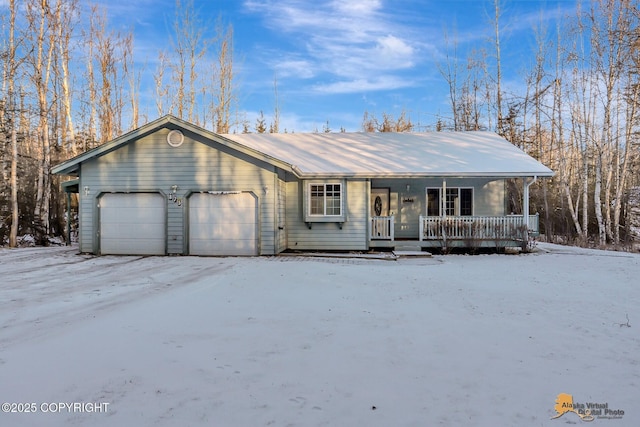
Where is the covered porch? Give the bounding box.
[369,214,539,249]
[368,175,541,250]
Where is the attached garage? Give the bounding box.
[99,193,166,255]
[189,192,258,256]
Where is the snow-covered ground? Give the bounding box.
[0,244,638,426]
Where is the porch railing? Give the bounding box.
[370,215,394,240]
[419,214,539,241]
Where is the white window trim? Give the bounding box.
[426,187,474,216]
[305,181,346,222]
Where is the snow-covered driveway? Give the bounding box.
[0,244,638,426]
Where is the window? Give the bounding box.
[460,188,473,216]
[309,183,342,216]
[445,188,458,216]
[427,189,440,216]
[426,187,473,216]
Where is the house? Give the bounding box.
[52,115,554,255]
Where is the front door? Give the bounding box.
[371,188,390,217]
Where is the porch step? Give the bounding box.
[394,244,422,251]
[393,244,432,257]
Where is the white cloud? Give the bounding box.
[331,0,382,15]
[312,76,415,94]
[275,59,316,79]
[374,34,415,68]
[242,0,422,94]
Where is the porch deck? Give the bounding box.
[369,214,539,249]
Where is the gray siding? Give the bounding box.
[285,179,368,251]
[79,128,278,255]
[371,178,505,239]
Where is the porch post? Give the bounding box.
[441,179,448,247]
[441,179,447,218]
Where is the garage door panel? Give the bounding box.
[101,238,161,255]
[102,222,164,236]
[189,239,255,256]
[190,210,255,226]
[190,238,254,256]
[189,193,257,256]
[193,195,255,209]
[192,223,256,237]
[100,193,165,255]
[121,209,164,223]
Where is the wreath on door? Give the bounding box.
[374,196,382,216]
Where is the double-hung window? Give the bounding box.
[306,182,345,223]
[310,183,342,216]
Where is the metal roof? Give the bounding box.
[52,115,554,178]
[222,131,554,178]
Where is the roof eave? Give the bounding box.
[292,171,555,179]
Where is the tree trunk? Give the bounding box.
[7,0,18,247]
[582,144,589,242]
[29,0,55,239]
[57,0,76,155]
[613,80,639,244]
[9,124,18,247]
[493,0,504,135]
[594,149,606,246]
[215,22,234,134]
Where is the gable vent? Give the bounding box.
[167,130,184,147]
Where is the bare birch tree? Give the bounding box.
[55,0,77,155]
[6,0,19,247]
[553,19,584,240]
[82,5,99,149]
[94,13,116,143]
[168,0,208,122]
[492,0,505,135]
[89,7,132,142]
[581,0,638,245]
[439,30,460,131]
[154,51,171,117]
[271,74,280,133]
[214,20,234,133]
[25,0,57,239]
[121,32,141,130]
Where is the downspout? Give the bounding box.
[66,191,71,246]
[523,175,538,231]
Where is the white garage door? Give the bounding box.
[189,192,257,256]
[100,193,166,255]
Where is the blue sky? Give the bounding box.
[97,0,578,132]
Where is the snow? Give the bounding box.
[0,244,638,426]
[223,131,555,177]
[54,115,554,178]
